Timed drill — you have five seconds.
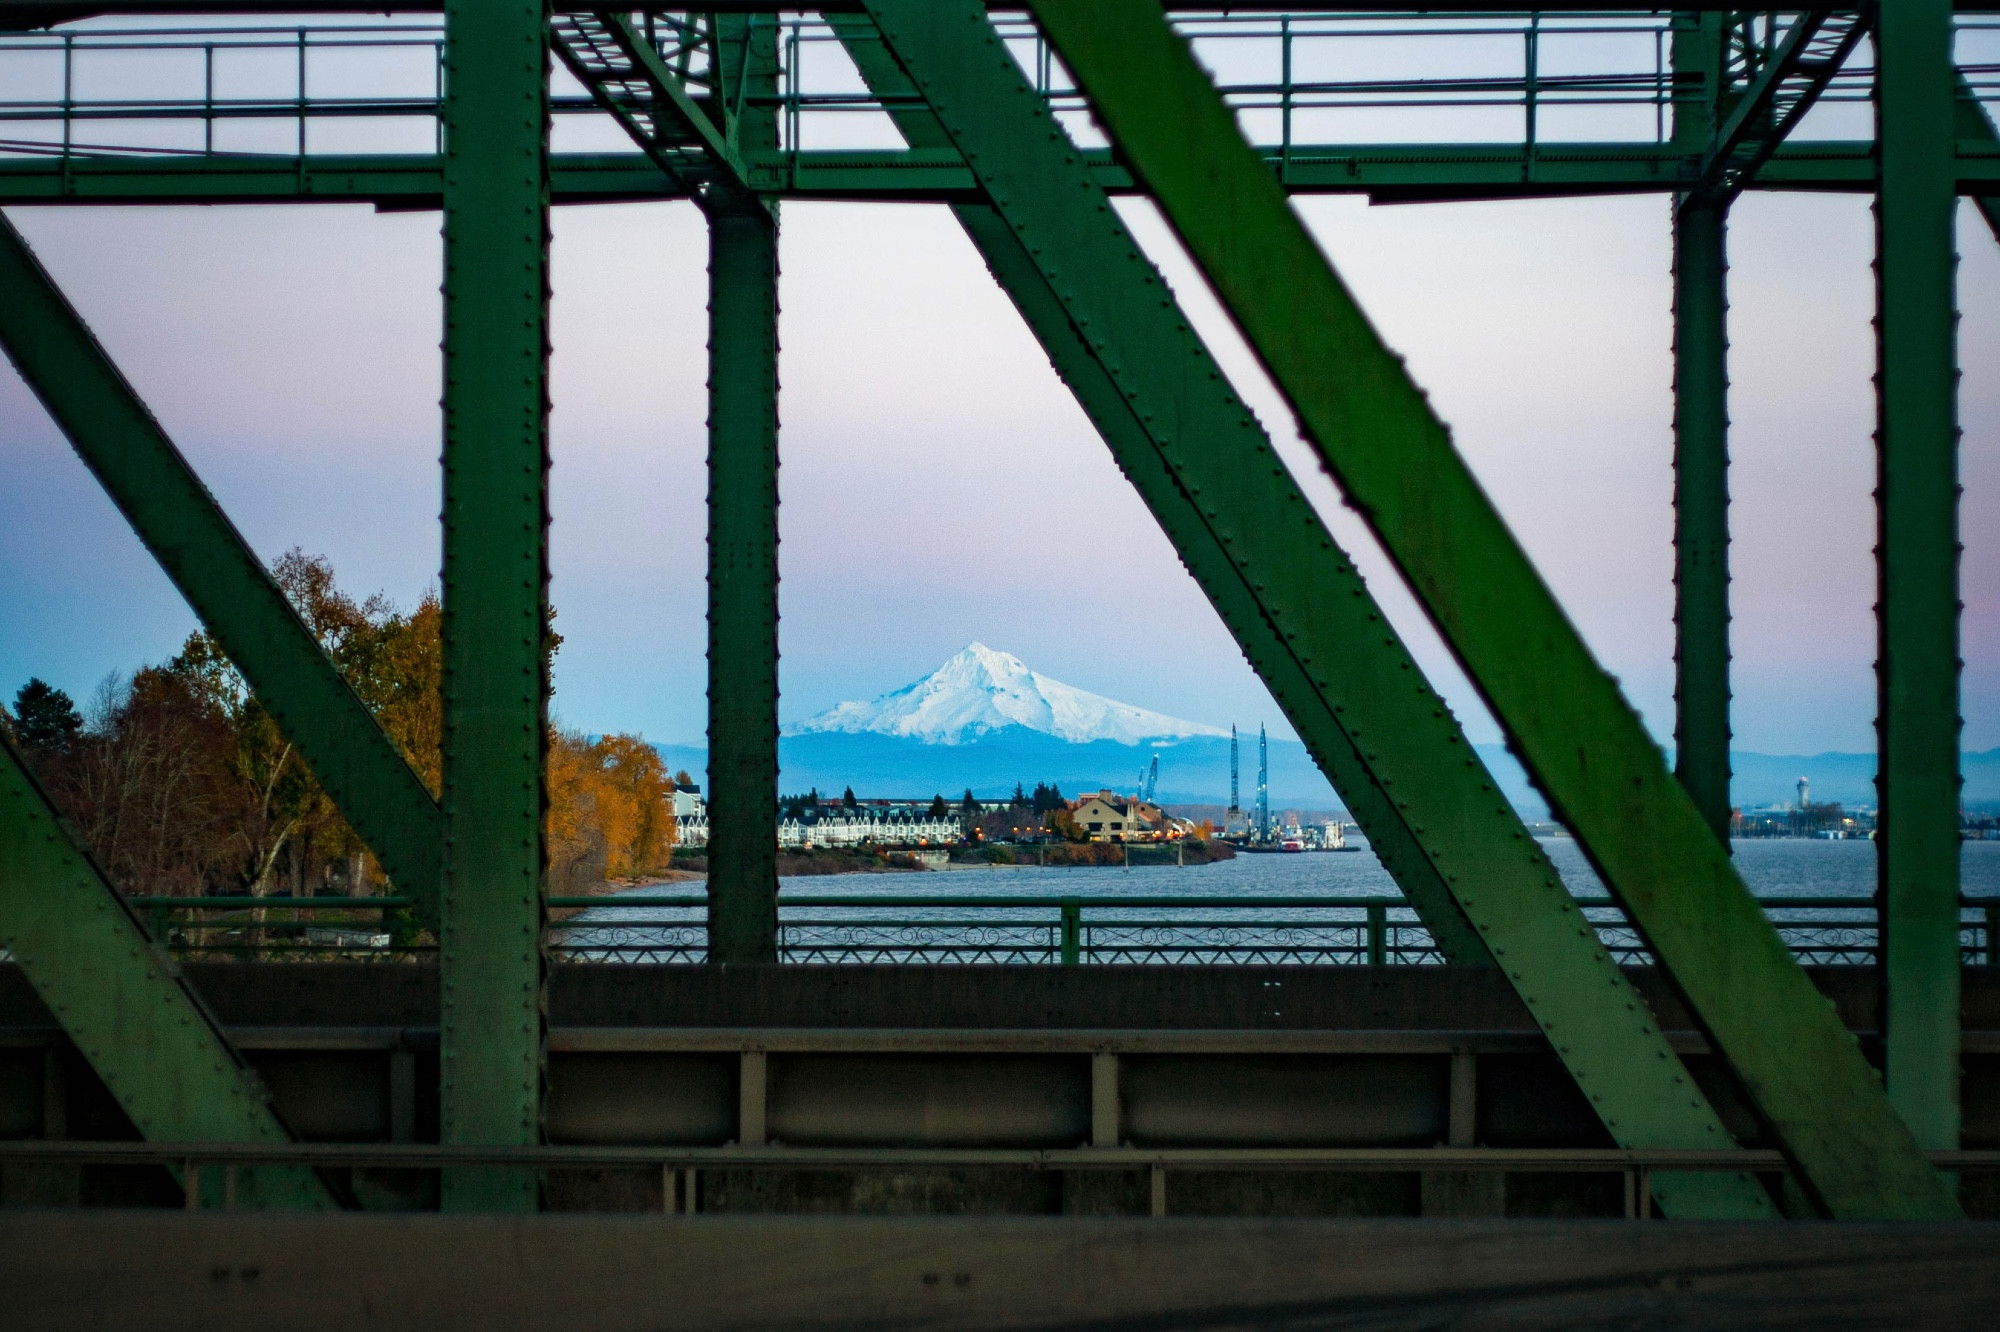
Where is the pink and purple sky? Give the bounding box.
[2,189,1993,757]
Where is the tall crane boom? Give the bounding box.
[1229,724,1240,819]
[1256,725,1271,843]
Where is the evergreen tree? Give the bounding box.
[927,793,949,820]
[960,788,979,815]
[11,679,83,755]
[1011,782,1028,808]
[841,785,860,809]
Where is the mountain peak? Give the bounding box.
[952,641,1021,671]
[789,645,1227,746]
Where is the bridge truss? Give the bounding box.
[0,1,1992,1224]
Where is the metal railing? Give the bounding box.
[6,15,1990,166]
[121,892,2000,968]
[7,1138,1997,1219]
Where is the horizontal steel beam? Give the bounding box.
[114,892,2000,911]
[9,1210,1999,1330]
[0,1140,1883,1172]
[0,145,1994,207]
[11,1022,2000,1056]
[8,3,1994,21]
[5,1139,2000,1190]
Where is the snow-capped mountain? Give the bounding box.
[788,643,1229,747]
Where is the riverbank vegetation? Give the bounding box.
[965,839,1235,868]
[671,846,927,876]
[1,551,676,898]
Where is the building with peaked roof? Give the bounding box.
[1070,791,1167,843]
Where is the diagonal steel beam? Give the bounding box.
[1958,68,2000,242]
[830,14,1484,974]
[1019,0,1955,1220]
[0,729,333,1209]
[1685,8,1872,209]
[854,2,1775,1218]
[0,213,443,929]
[550,11,765,217]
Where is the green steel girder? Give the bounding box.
[0,730,333,1209]
[2,1,1998,19]
[858,0,1774,1219]
[1670,15,1733,845]
[436,0,551,1212]
[1875,0,1963,1156]
[0,213,445,929]
[831,14,1482,974]
[1685,8,1872,210]
[704,12,781,966]
[1959,71,2000,243]
[1024,0,1956,1220]
[0,144,1997,208]
[1671,201,1733,845]
[549,10,764,217]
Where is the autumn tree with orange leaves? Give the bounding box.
[3,551,676,898]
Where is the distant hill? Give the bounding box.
[652,643,2000,816]
[654,735,2000,818]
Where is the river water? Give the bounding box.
[751,837,2000,901]
[567,839,2000,961]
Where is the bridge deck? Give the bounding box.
[6,1210,2000,1329]
[5,965,1999,1219]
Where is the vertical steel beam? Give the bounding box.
[704,15,781,965]
[1876,0,1962,1154]
[856,2,1773,1218]
[1024,0,1954,1219]
[0,215,443,927]
[705,207,781,964]
[438,0,551,1211]
[1672,15,1733,841]
[0,731,331,1210]
[1673,204,1731,841]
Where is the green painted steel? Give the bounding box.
[860,0,1773,1218]
[0,731,332,1209]
[1876,0,1963,1157]
[550,12,761,212]
[704,14,782,965]
[0,143,1993,208]
[1670,206,1732,845]
[1686,11,1871,209]
[129,890,1992,970]
[0,215,444,927]
[1670,16,1733,844]
[1024,0,1954,1220]
[1958,72,2000,246]
[834,14,1479,970]
[0,1,1991,19]
[437,0,551,1211]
